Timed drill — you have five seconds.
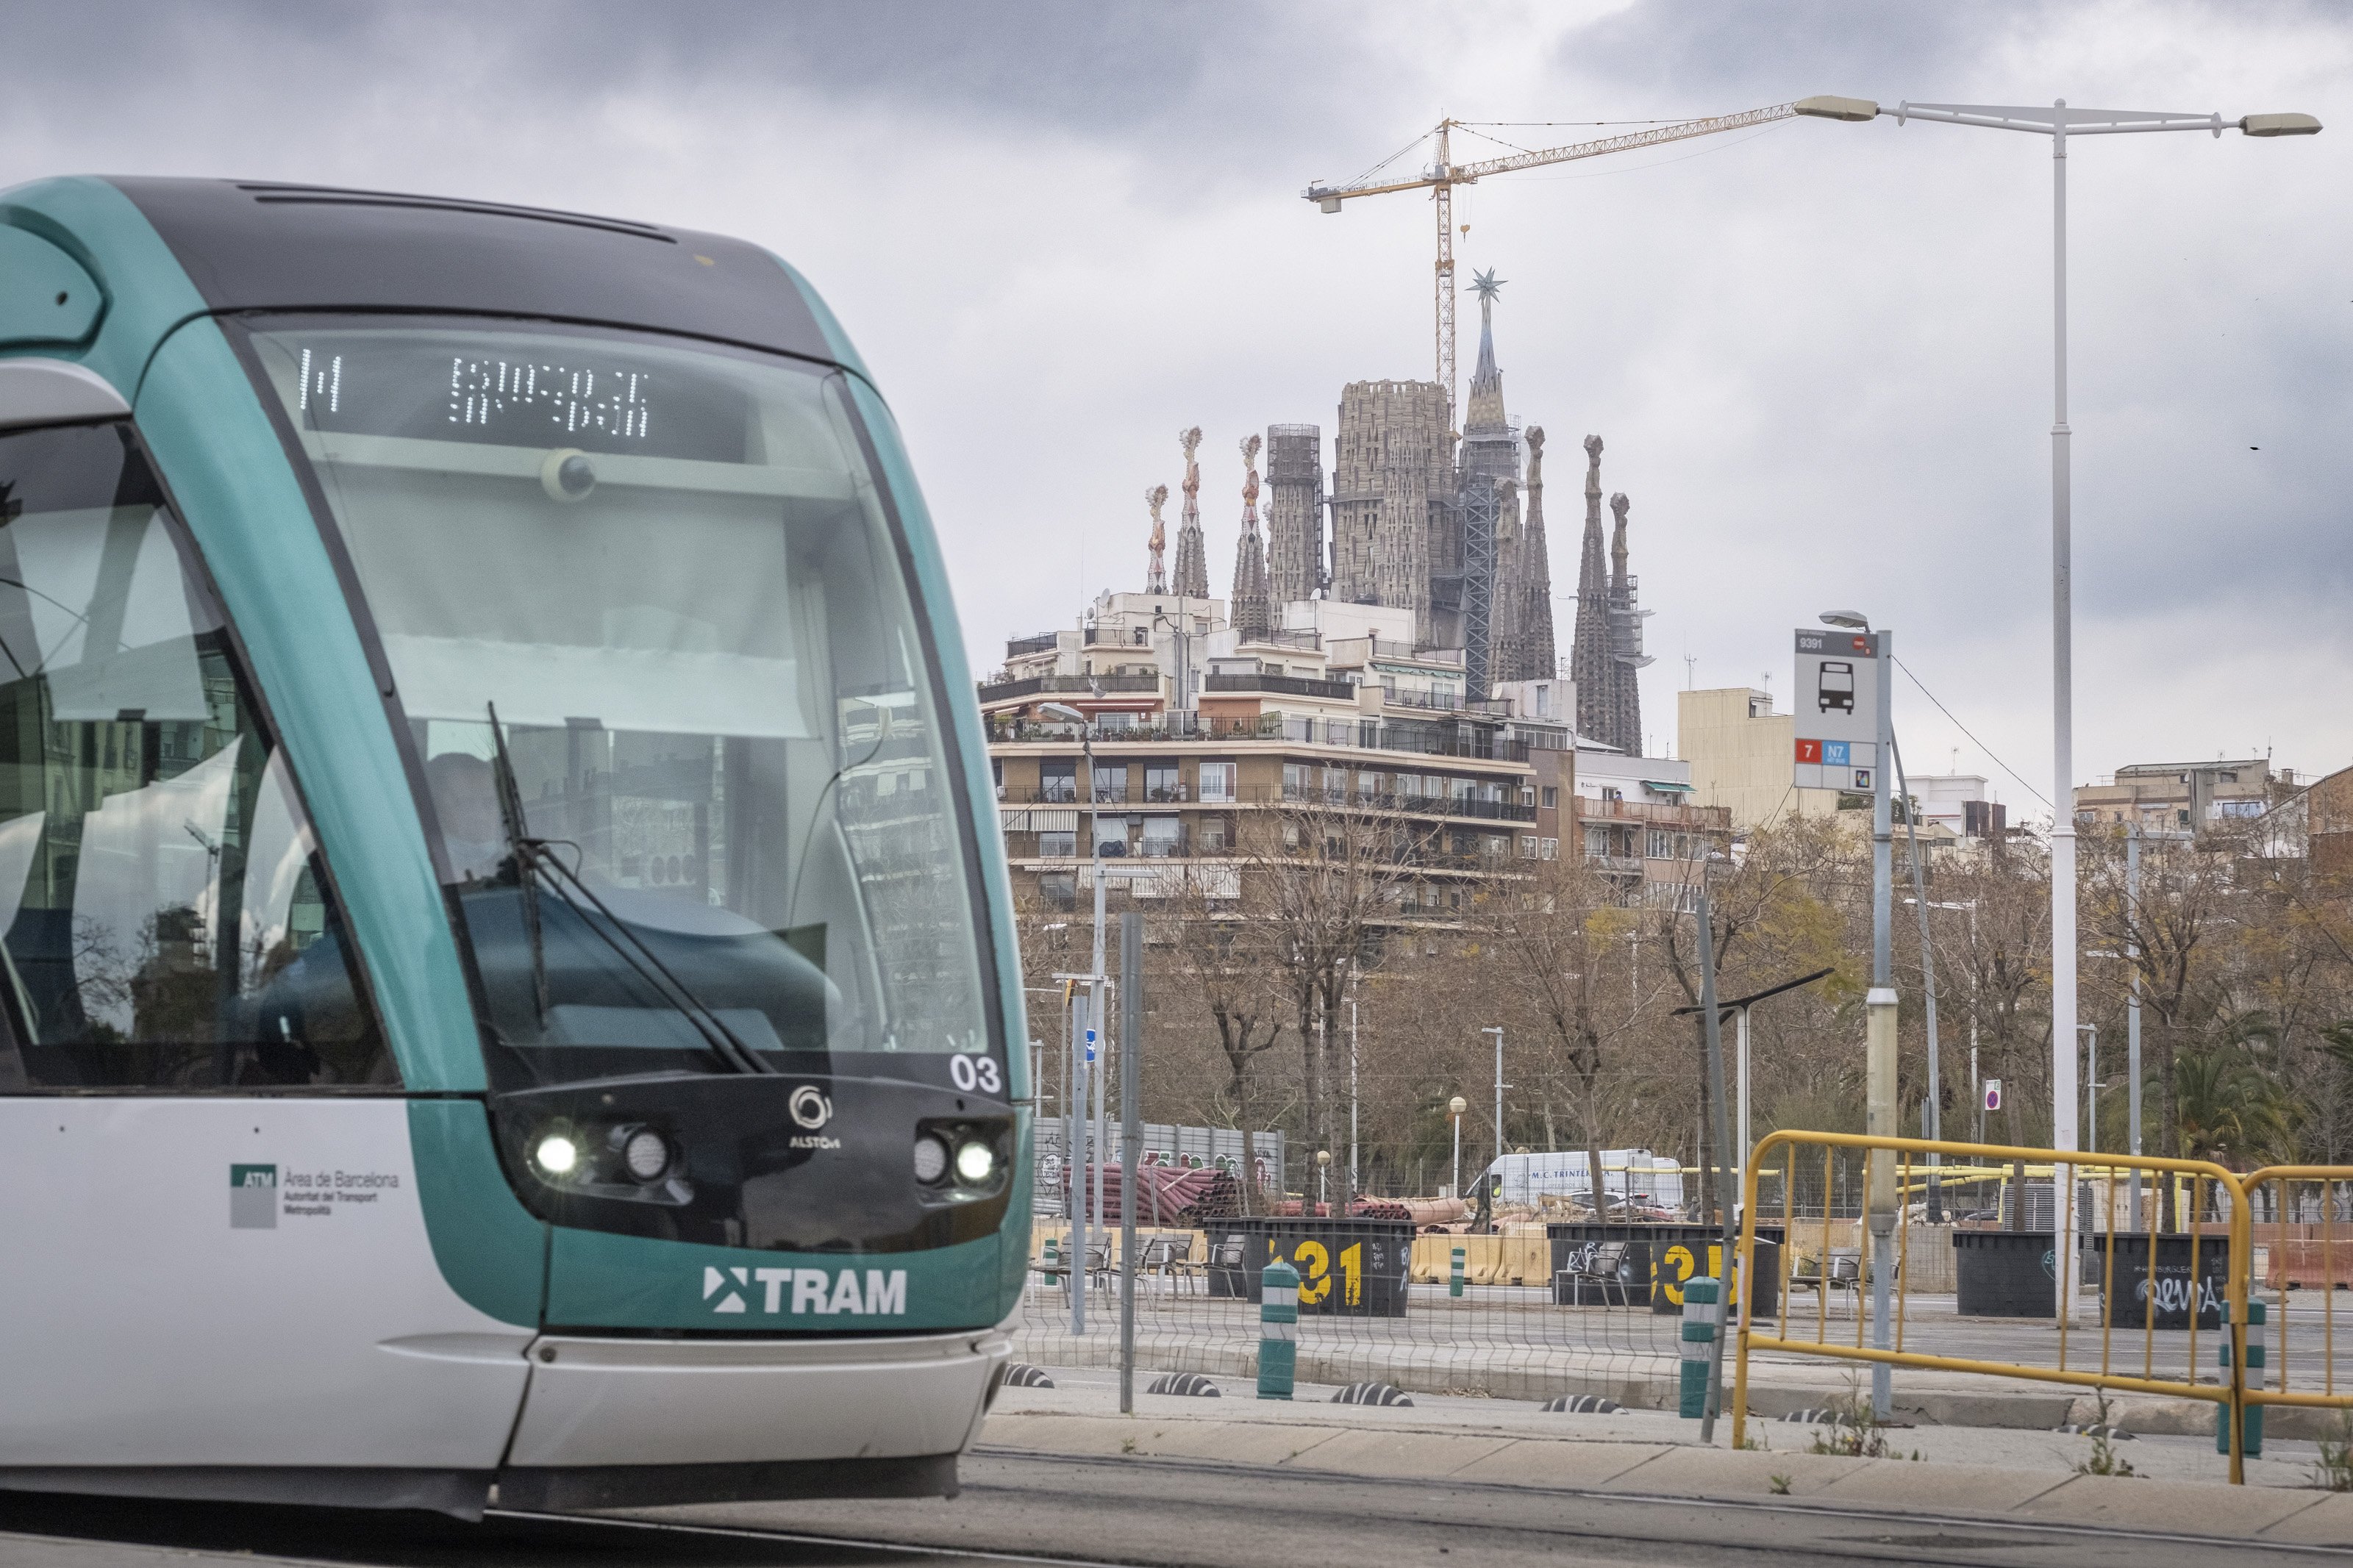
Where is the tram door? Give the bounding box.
[0,419,529,1468]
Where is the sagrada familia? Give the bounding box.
[1146,273,1649,754]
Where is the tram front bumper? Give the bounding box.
[502,1329,1009,1473]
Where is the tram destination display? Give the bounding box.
[285,333,752,462]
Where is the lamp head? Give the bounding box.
[1818,610,1871,631]
[2240,112,2321,137]
[1794,95,1882,123]
[1447,1095,1467,1117]
[1317,1149,1332,1167]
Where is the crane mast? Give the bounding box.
[1308,101,1807,426]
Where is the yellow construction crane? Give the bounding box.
[1303,99,1865,425]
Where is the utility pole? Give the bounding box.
[1485,1026,1507,1195]
[1118,912,1142,1414]
[1893,737,1946,1222]
[1349,992,1360,1205]
[2127,825,2144,1230]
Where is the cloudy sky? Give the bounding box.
[5,1,2346,804]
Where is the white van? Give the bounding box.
[1482,1149,1685,1212]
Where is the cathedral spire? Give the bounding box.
[1170,426,1208,598]
[1464,269,1507,437]
[1570,434,1613,745]
[1229,434,1271,639]
[1143,484,1168,594]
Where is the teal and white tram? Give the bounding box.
[0,177,1026,1516]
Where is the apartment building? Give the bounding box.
[2074,758,2294,835]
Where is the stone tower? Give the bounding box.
[1494,426,1557,685]
[1330,379,1452,646]
[1229,434,1272,640]
[1569,434,1618,748]
[1606,490,1651,754]
[1143,484,1168,594]
[1265,423,1324,606]
[1171,426,1209,600]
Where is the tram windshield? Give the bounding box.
[247,321,993,1088]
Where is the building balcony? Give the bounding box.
[977,672,1161,705]
[1203,671,1357,701]
[1584,852,1647,874]
[1573,797,1732,831]
[1004,631,1060,658]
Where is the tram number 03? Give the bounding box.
[949,1054,1002,1095]
[1285,1240,1364,1309]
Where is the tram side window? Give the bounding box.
[0,423,390,1091]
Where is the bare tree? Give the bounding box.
[1482,851,1647,1216]
[1244,791,1413,1213]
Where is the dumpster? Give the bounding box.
[1204,1216,1413,1317]
[1953,1230,2057,1317]
[1546,1223,1782,1317]
[2091,1232,2229,1331]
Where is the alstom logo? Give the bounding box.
[702,1264,907,1317]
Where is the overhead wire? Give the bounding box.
[1893,655,2052,809]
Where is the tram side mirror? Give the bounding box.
[540,447,597,502]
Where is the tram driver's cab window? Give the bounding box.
[0,422,388,1090]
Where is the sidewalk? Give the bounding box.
[980,1370,2353,1545]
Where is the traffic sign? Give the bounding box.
[1793,628,1882,790]
[1984,1079,2002,1112]
[1085,1028,1097,1064]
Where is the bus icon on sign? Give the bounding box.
[1818,661,1855,715]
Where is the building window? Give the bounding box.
[1585,826,1610,860]
[1521,835,1538,858]
[1040,759,1078,803]
[1140,817,1183,857]
[1093,762,1128,801]
[1540,837,1559,860]
[1646,829,1671,860]
[1199,760,1236,803]
[1602,787,1623,803]
[1282,762,1313,799]
[1324,765,1346,799]
[1540,785,1557,809]
[1094,815,1129,855]
[1038,873,1077,909]
[1359,770,1384,798]
[1198,816,1229,853]
[1038,831,1076,858]
[1145,764,1182,802]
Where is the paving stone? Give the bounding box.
[2018,1472,2328,1535]
[1450,1440,1672,1489]
[1275,1428,1517,1480]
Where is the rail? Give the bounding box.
[1204,672,1358,701]
[2240,1165,2353,1419]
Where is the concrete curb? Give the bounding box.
[977,1409,2351,1543]
[1019,1337,2352,1440]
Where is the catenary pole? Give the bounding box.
[1118,912,1142,1414]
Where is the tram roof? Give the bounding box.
[104,177,838,366]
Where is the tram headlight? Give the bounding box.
[533,1133,581,1177]
[619,1126,671,1184]
[954,1139,997,1186]
[913,1133,950,1186]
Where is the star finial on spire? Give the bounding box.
[1470,268,1505,305]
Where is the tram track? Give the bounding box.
[4,1449,2349,1568]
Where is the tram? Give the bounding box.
[0,178,1026,1516]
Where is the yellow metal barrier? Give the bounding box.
[2240,1166,2353,1419]
[1730,1131,2255,1483]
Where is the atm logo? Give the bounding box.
[702,1264,907,1317]
[230,1164,277,1230]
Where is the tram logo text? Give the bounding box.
[788,1086,832,1131]
[701,1264,906,1317]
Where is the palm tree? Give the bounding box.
[2173,1041,2296,1173]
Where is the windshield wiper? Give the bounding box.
[485,704,771,1076]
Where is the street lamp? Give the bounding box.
[1818,609,1897,1417]
[1797,92,2321,1322]
[1448,1095,1468,1200]
[1317,1148,1332,1212]
[1040,699,1104,1336]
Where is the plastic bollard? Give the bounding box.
[1450,1245,1466,1298]
[2216,1298,2266,1458]
[1043,1235,1060,1288]
[1259,1258,1300,1400]
[1679,1278,1719,1419]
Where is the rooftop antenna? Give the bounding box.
[1683,654,1697,690]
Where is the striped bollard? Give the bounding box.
[1043,1235,1060,1288]
[1449,1245,1466,1298]
[1679,1277,1719,1420]
[2216,1298,2265,1458]
[1258,1257,1299,1400]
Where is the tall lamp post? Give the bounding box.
[1794,93,2320,1320]
[1041,701,1104,1333]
